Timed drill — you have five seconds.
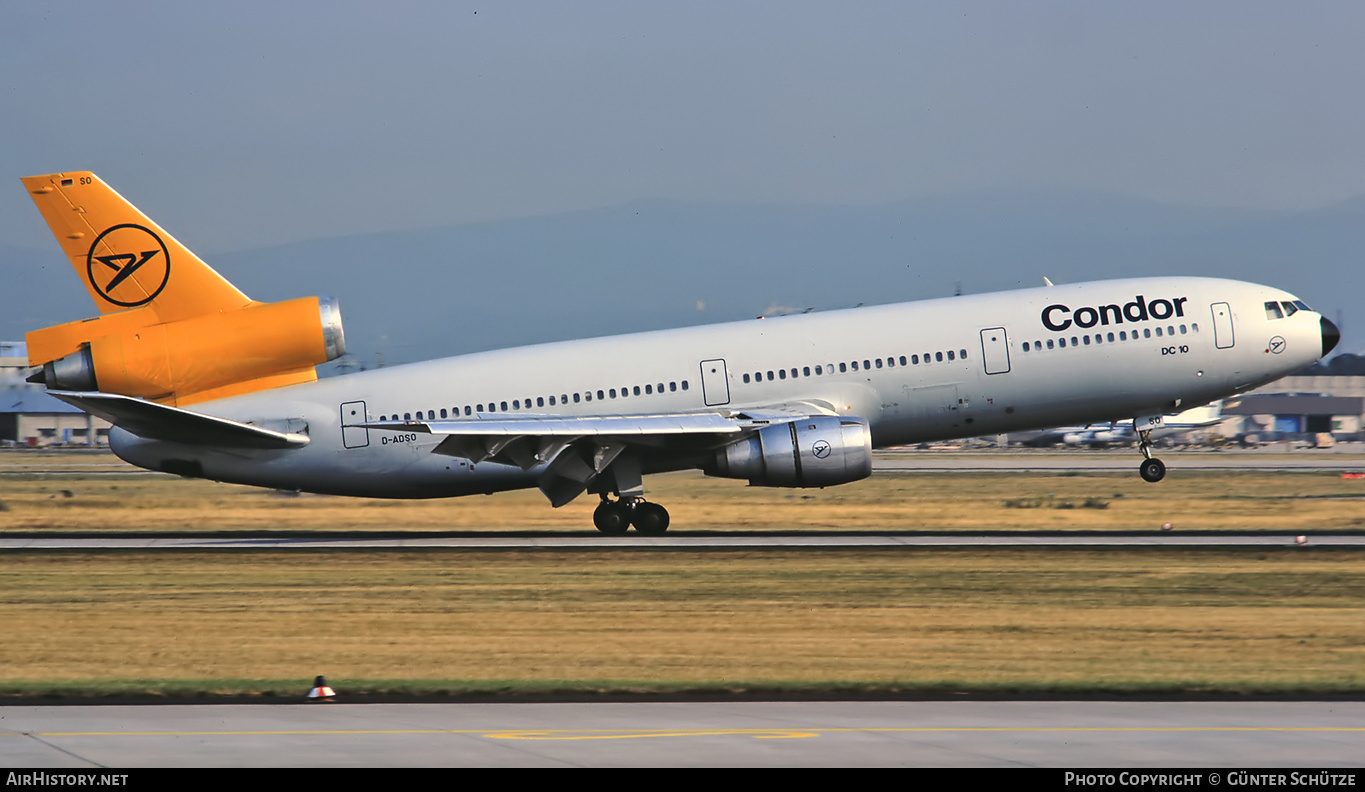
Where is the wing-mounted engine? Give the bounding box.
[28,296,345,406]
[707,415,872,487]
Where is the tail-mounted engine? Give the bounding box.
[29,296,345,406]
[708,415,872,487]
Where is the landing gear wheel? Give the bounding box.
[1139,457,1166,483]
[593,500,633,535]
[631,501,670,536]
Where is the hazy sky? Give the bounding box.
[4,2,1365,255]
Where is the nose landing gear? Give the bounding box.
[1137,426,1166,483]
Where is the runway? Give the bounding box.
[2,701,1361,767]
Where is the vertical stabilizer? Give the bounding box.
[21,172,251,323]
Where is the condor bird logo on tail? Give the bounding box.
[86,224,170,307]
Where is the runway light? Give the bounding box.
[1161,522,1173,531]
[1295,536,1308,546]
[306,675,336,702]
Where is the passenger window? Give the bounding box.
[465,406,472,416]
[500,401,508,411]
[851,361,859,371]
[645,385,653,394]
[1083,336,1090,346]
[947,350,955,360]
[585,392,593,402]
[1179,325,1187,335]
[863,360,871,370]
[899,356,907,366]
[1107,333,1114,342]
[936,352,943,362]
[960,349,967,359]
[839,363,847,373]
[1047,340,1054,350]
[743,373,751,383]
[779,369,787,379]
[1144,329,1152,339]
[912,354,919,364]
[875,359,883,369]
[815,365,823,375]
[634,386,641,396]
[440,409,447,418]
[1023,342,1030,352]
[513,400,520,410]
[573,393,581,403]
[803,366,811,376]
[669,382,677,392]
[1059,338,1066,348]
[596,390,604,400]
[682,381,688,390]
[537,397,545,407]
[609,389,617,399]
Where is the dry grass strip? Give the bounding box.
[1,548,1361,696]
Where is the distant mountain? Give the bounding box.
[5,191,1361,368]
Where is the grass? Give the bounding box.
[0,548,1362,698]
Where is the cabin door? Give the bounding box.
[700,359,731,406]
[980,327,1011,374]
[340,401,369,449]
[1211,302,1235,349]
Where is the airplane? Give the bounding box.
[19,171,1341,535]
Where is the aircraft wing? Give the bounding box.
[359,405,833,507]
[49,391,310,449]
[360,411,750,468]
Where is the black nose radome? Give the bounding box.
[1321,316,1341,358]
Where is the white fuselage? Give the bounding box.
[110,276,1329,499]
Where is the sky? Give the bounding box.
[3,2,1365,360]
[5,3,1365,250]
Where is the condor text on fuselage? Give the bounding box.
[18,171,1343,535]
[1042,295,1189,332]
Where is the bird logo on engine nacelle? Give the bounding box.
[86,224,171,307]
[812,440,832,459]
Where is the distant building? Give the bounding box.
[0,342,109,446]
[1228,362,1365,438]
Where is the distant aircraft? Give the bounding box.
[1014,401,1226,448]
[20,172,1340,534]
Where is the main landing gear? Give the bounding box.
[1137,427,1166,483]
[593,495,670,536]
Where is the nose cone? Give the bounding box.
[1321,316,1341,358]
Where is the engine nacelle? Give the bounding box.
[709,415,872,487]
[35,296,345,405]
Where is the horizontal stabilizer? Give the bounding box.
[49,391,309,449]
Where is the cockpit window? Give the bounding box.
[1293,300,1311,312]
[1265,301,1284,320]
[1281,301,1298,317]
